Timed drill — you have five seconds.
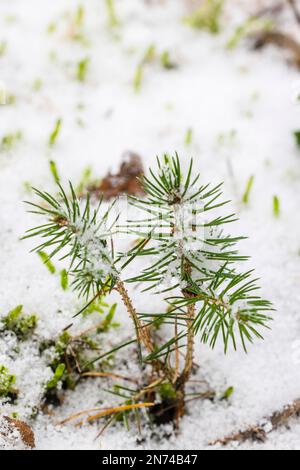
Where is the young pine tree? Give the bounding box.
[24,154,273,426]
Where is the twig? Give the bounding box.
[81,371,138,384]
[211,398,300,446]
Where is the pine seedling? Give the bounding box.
[24,154,273,425]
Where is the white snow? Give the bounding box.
[0,0,300,450]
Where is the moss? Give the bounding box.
[159,382,177,400]
[1,305,38,340]
[0,365,17,399]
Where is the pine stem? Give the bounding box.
[115,280,174,382]
[115,281,153,353]
[182,302,196,383]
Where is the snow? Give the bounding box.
[0,0,300,450]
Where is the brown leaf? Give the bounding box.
[2,416,35,449]
[90,151,145,200]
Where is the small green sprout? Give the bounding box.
[293,130,300,149]
[160,51,176,70]
[133,65,143,93]
[47,22,57,34]
[0,365,17,398]
[82,296,109,316]
[0,41,7,57]
[227,17,274,50]
[77,57,90,82]
[49,119,62,147]
[38,251,56,274]
[185,128,193,146]
[242,175,255,205]
[105,0,119,28]
[60,269,69,291]
[1,305,37,340]
[133,44,156,92]
[221,386,234,400]
[217,129,237,147]
[0,131,22,152]
[183,0,224,34]
[46,364,66,390]
[273,196,280,218]
[49,160,60,184]
[76,166,93,194]
[98,303,120,332]
[75,5,85,29]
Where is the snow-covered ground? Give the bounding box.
[1,0,300,450]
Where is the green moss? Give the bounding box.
[0,365,17,398]
[1,305,38,340]
[159,382,177,400]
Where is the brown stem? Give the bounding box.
[115,281,153,353]
[115,280,174,381]
[175,300,196,422]
[182,302,196,383]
